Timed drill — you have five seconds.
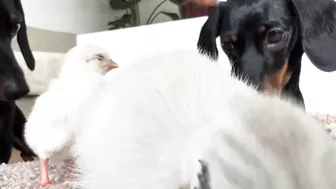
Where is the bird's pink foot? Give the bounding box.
[39,157,53,186]
[40,179,54,187]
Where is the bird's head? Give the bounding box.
[62,44,119,75]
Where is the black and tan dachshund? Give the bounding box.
[197,0,336,108]
[0,0,36,163]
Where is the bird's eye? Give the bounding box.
[95,54,104,61]
[267,30,284,44]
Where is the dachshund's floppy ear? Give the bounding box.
[14,0,35,71]
[290,0,336,72]
[197,3,226,61]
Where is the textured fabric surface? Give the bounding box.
[15,51,66,95]
[0,161,80,189]
[312,113,336,139]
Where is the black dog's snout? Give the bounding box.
[3,77,29,100]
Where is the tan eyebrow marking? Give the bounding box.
[264,61,292,94]
[258,25,266,33]
[231,34,238,42]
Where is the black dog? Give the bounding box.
[0,0,35,100]
[0,0,36,163]
[197,0,336,108]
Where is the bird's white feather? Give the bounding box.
[73,49,254,188]
[73,49,336,189]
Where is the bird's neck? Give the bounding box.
[58,67,103,83]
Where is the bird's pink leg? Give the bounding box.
[39,157,53,186]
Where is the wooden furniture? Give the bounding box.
[179,0,215,19]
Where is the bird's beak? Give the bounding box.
[107,59,119,70]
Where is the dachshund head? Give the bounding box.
[0,0,35,101]
[197,0,336,94]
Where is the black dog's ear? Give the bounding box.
[197,4,226,61]
[290,0,336,72]
[14,0,35,71]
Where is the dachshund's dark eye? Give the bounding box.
[267,30,284,43]
[12,23,20,32]
[221,42,235,51]
[7,23,21,37]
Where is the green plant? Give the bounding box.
[108,14,132,30]
[108,0,141,30]
[147,11,180,24]
[146,0,183,24]
[108,0,183,30]
[169,0,184,5]
[109,0,142,9]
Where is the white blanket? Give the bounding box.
[15,51,66,95]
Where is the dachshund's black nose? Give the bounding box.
[3,79,29,100]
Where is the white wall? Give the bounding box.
[77,17,213,67]
[22,0,124,34]
[21,0,179,34]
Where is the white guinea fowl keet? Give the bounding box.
[24,44,118,187]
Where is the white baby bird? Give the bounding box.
[24,44,118,186]
[73,49,336,189]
